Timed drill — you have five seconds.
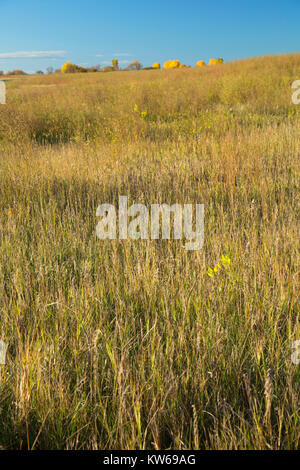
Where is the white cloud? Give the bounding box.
[0,50,66,59]
[100,59,130,65]
[113,53,132,57]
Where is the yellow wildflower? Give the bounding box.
[221,254,231,269]
[207,255,231,278]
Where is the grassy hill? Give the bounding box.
[0,53,299,449]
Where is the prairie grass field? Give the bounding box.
[0,53,299,449]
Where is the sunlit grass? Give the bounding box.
[0,53,299,449]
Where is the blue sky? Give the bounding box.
[0,0,299,73]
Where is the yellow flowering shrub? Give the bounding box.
[102,66,114,72]
[208,58,224,66]
[126,60,142,70]
[61,62,77,74]
[196,60,206,67]
[112,59,119,71]
[152,62,161,69]
[164,60,180,69]
[179,64,186,68]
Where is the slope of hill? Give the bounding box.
[0,54,299,449]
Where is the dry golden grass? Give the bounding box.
[0,53,299,449]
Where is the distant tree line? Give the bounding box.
[0,57,224,76]
[0,69,27,76]
[60,59,143,74]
